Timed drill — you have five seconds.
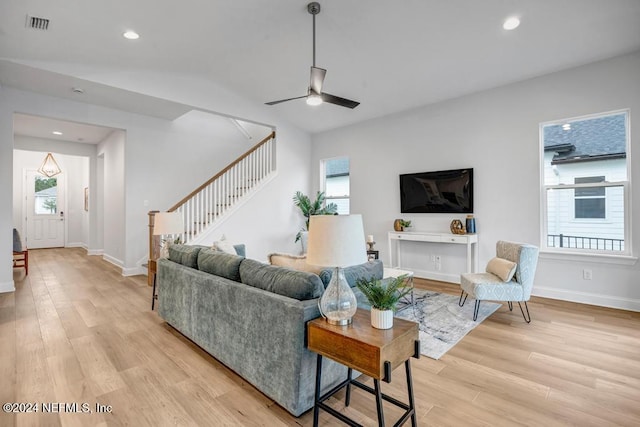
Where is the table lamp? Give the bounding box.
[152,211,184,257]
[307,214,367,325]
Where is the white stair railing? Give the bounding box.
[167,131,276,244]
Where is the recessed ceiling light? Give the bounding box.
[123,30,140,40]
[52,131,63,135]
[503,16,520,30]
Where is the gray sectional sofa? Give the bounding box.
[156,244,383,417]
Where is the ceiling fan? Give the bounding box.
[265,2,360,109]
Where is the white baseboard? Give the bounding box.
[122,266,146,277]
[411,268,461,284]
[0,280,15,293]
[533,286,640,312]
[87,249,103,256]
[102,254,124,268]
[66,242,85,248]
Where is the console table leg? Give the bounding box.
[313,354,323,427]
[151,274,157,310]
[345,367,353,407]
[374,379,385,426]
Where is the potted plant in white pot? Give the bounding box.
[293,191,338,253]
[356,275,413,329]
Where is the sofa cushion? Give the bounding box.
[197,248,243,282]
[319,259,383,288]
[239,258,324,301]
[168,244,202,269]
[268,253,323,275]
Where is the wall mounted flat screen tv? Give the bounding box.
[400,168,473,213]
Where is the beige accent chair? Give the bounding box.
[459,241,539,322]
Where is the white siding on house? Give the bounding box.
[544,153,625,249]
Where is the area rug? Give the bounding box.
[394,289,501,360]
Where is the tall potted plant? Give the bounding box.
[293,191,338,252]
[356,275,412,329]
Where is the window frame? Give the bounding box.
[539,109,632,257]
[320,156,350,215]
[573,176,606,220]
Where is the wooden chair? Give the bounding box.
[13,228,28,275]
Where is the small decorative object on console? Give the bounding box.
[465,215,476,234]
[393,219,412,232]
[450,219,466,234]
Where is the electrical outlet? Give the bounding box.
[436,262,441,271]
[583,269,592,280]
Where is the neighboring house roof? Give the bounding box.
[325,158,349,177]
[543,113,626,164]
[35,187,57,197]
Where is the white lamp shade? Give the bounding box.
[153,212,184,235]
[306,215,367,267]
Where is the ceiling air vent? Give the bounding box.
[26,15,50,30]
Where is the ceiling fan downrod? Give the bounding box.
[308,2,320,67]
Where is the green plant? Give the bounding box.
[399,219,412,228]
[355,275,413,312]
[293,191,338,242]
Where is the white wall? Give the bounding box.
[0,100,15,292]
[0,79,313,287]
[311,51,640,311]
[98,130,125,266]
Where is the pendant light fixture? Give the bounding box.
[37,153,62,177]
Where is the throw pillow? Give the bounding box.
[197,248,243,282]
[213,235,237,255]
[319,259,384,288]
[239,258,324,301]
[268,253,323,275]
[486,257,517,282]
[168,244,202,269]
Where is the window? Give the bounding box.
[321,157,349,214]
[541,110,629,254]
[34,176,58,215]
[574,176,605,219]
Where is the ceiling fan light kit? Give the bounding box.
[266,2,359,109]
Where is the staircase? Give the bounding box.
[162,130,276,245]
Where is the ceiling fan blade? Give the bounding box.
[321,93,360,109]
[265,95,307,106]
[310,67,326,95]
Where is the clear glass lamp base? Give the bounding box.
[319,267,357,326]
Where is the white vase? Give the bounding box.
[300,230,309,254]
[371,308,394,329]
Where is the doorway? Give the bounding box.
[24,170,66,249]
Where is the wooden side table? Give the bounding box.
[307,309,420,426]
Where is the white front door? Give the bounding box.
[25,170,65,249]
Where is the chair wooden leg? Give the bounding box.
[508,301,513,311]
[24,250,28,276]
[518,301,531,323]
[458,290,468,307]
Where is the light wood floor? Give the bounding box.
[2,248,639,426]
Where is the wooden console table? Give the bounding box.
[388,231,478,276]
[307,309,420,426]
